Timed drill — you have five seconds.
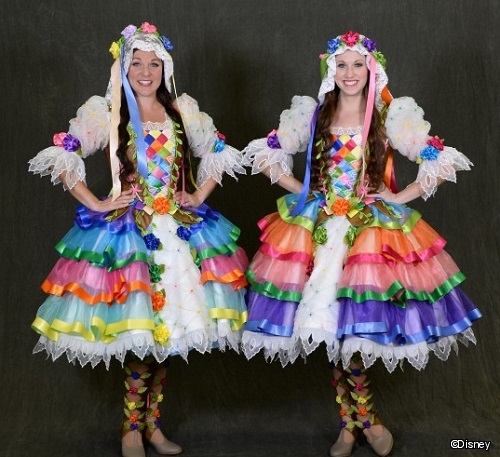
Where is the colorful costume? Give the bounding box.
[28,27,248,370]
[242,34,481,373]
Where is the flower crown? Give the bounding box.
[320,31,386,74]
[109,22,173,59]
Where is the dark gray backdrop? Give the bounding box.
[1,1,498,456]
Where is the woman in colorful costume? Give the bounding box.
[242,31,481,457]
[28,22,248,457]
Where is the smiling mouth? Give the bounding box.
[343,80,358,86]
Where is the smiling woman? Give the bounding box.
[240,30,481,457]
[27,21,248,457]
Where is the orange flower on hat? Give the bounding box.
[153,196,170,215]
[332,198,350,216]
[151,292,166,311]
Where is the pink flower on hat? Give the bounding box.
[141,22,157,33]
[341,31,360,47]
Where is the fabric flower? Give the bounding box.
[153,409,161,418]
[341,31,360,47]
[128,386,138,395]
[160,376,167,386]
[427,136,444,151]
[131,371,141,380]
[357,396,368,405]
[141,22,157,33]
[157,394,164,403]
[151,292,166,311]
[154,324,171,345]
[153,196,170,214]
[126,401,137,410]
[351,368,362,377]
[327,37,341,54]
[53,132,67,147]
[420,145,440,161]
[176,226,192,241]
[149,263,163,283]
[213,138,226,153]
[266,129,282,149]
[363,420,372,429]
[331,378,339,387]
[144,233,161,250]
[109,41,121,59]
[339,420,347,429]
[121,25,137,38]
[372,51,387,69]
[129,413,139,423]
[129,421,139,431]
[355,382,364,391]
[358,407,368,416]
[340,408,347,416]
[62,134,81,152]
[161,36,174,51]
[336,395,343,404]
[332,197,350,216]
[362,37,377,52]
[312,225,328,245]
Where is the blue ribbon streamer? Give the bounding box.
[291,103,320,216]
[120,52,149,178]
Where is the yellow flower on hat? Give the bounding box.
[109,41,120,59]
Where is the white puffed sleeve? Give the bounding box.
[385,96,473,200]
[28,96,111,190]
[173,93,245,186]
[243,95,318,184]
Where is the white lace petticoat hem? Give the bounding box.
[33,327,221,369]
[241,331,296,366]
[339,329,477,373]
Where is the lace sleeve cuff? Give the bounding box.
[243,138,293,184]
[416,146,473,200]
[28,146,86,190]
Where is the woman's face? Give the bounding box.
[127,50,163,98]
[334,50,368,97]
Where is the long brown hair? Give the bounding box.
[311,85,388,193]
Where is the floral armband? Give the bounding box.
[53,132,83,156]
[417,136,444,164]
[213,132,226,153]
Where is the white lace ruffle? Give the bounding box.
[243,138,294,183]
[385,96,473,199]
[241,331,295,366]
[340,329,477,373]
[28,95,110,190]
[196,144,246,186]
[33,332,156,369]
[242,95,317,182]
[416,146,473,200]
[174,93,245,186]
[28,146,86,189]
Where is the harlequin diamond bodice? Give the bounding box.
[142,119,177,197]
[326,128,363,199]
